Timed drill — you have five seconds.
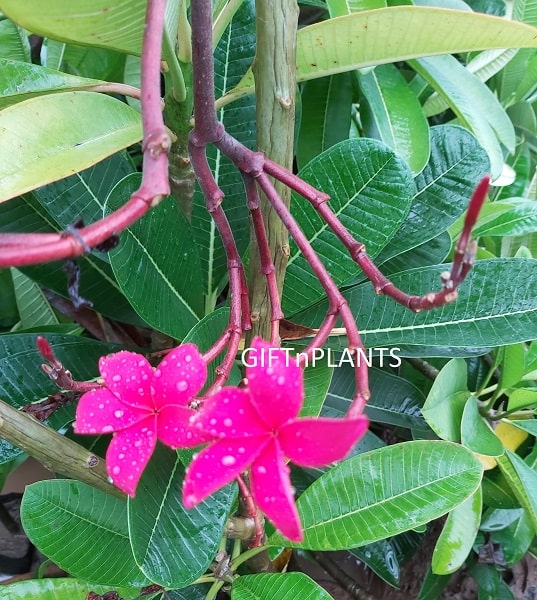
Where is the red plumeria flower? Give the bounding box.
[183,337,369,542]
[74,344,211,496]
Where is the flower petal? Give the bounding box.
[152,344,207,410]
[250,440,303,542]
[99,351,154,409]
[194,387,267,438]
[157,404,214,448]
[182,435,268,508]
[105,416,158,497]
[245,337,304,429]
[279,416,369,467]
[74,388,149,434]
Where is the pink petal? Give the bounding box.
[279,416,369,467]
[182,435,268,508]
[157,404,214,448]
[250,440,303,542]
[194,387,267,438]
[245,337,304,429]
[105,416,158,497]
[99,351,153,410]
[74,388,149,434]
[151,344,207,410]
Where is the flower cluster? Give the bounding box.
[74,338,369,541]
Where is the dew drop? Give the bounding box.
[176,380,188,392]
[118,453,125,460]
[256,465,267,475]
[112,374,122,382]
[223,418,233,427]
[154,369,162,378]
[114,410,124,418]
[277,375,285,385]
[185,355,192,363]
[98,403,104,409]
[221,455,236,466]
[102,425,114,433]
[238,447,245,454]
[134,440,143,448]
[112,466,121,475]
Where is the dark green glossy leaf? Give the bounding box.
[0,267,18,327]
[11,268,59,328]
[107,174,204,339]
[349,539,400,587]
[377,125,490,265]
[432,487,482,574]
[21,480,149,587]
[461,395,504,456]
[359,63,430,174]
[497,450,537,531]
[297,72,353,169]
[0,58,102,108]
[191,1,255,303]
[0,92,142,202]
[284,138,414,314]
[422,359,468,441]
[295,259,537,350]
[417,567,451,600]
[0,578,139,600]
[327,364,428,429]
[473,199,537,237]
[231,573,333,600]
[492,510,534,565]
[301,353,334,417]
[0,154,144,325]
[380,231,451,276]
[270,441,483,549]
[129,444,236,588]
[499,343,526,389]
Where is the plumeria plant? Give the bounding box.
[1,0,537,599]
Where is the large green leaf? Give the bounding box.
[107,174,203,340]
[294,259,537,349]
[222,7,537,105]
[0,92,142,202]
[327,364,428,430]
[0,155,144,325]
[0,14,30,61]
[0,0,146,55]
[283,138,414,315]
[376,125,490,265]
[231,573,333,600]
[497,450,537,531]
[296,72,354,170]
[432,487,482,575]
[0,579,139,600]
[410,55,514,179]
[10,268,59,328]
[191,1,256,304]
[0,58,102,108]
[359,64,430,174]
[269,441,483,549]
[128,444,236,588]
[21,480,149,587]
[473,199,537,237]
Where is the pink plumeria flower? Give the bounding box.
[74,344,211,496]
[183,337,369,542]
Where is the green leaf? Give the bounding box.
[129,444,236,588]
[377,125,490,265]
[270,441,483,549]
[349,539,400,587]
[497,450,537,531]
[294,259,537,349]
[0,58,102,108]
[0,92,142,202]
[380,231,451,276]
[0,578,140,600]
[223,7,537,104]
[461,395,504,456]
[0,0,146,55]
[10,268,59,328]
[432,487,482,574]
[0,155,144,325]
[231,573,334,600]
[297,72,354,170]
[284,138,414,314]
[191,1,255,304]
[473,199,537,237]
[507,388,537,411]
[509,419,537,436]
[417,567,451,600]
[421,359,469,441]
[301,354,334,417]
[0,14,30,61]
[359,63,430,174]
[410,55,514,179]
[492,510,535,565]
[21,480,149,587]
[107,174,203,339]
[327,364,428,429]
[499,343,526,389]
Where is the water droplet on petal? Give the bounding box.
[185,355,192,363]
[114,410,124,418]
[223,418,233,427]
[176,380,188,392]
[222,455,236,466]
[112,374,122,382]
[112,466,121,475]
[118,453,125,460]
[256,465,267,475]
[98,403,104,409]
[102,425,114,433]
[277,375,285,385]
[154,369,162,378]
